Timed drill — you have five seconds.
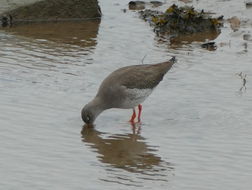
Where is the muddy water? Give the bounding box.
[1,0,252,189]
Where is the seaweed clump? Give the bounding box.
[140,4,223,35]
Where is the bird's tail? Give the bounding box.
[158,56,177,74]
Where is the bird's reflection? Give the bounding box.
[81,124,173,176]
[156,30,220,49]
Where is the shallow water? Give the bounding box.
[1,0,252,189]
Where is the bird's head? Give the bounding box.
[81,105,96,125]
[81,98,104,125]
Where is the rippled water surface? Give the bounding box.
[1,0,252,189]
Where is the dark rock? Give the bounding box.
[1,16,8,27]
[1,0,101,26]
[150,1,163,7]
[1,15,13,27]
[129,1,146,10]
[129,1,146,6]
[201,42,217,51]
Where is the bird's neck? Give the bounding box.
[90,96,107,114]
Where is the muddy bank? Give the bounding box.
[1,0,101,26]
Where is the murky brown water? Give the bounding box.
[1,0,252,189]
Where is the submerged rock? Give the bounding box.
[129,1,146,10]
[150,1,163,7]
[178,0,193,3]
[1,0,101,26]
[139,4,223,36]
[201,42,217,51]
[128,1,163,10]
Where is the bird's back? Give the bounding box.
[99,57,175,90]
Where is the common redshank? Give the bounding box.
[81,56,176,125]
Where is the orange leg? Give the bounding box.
[137,104,142,122]
[129,108,136,123]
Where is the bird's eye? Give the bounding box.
[86,115,90,121]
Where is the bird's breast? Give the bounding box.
[118,87,153,109]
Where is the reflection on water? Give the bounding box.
[81,125,173,184]
[3,20,100,47]
[0,19,100,80]
[236,72,247,93]
[157,30,220,49]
